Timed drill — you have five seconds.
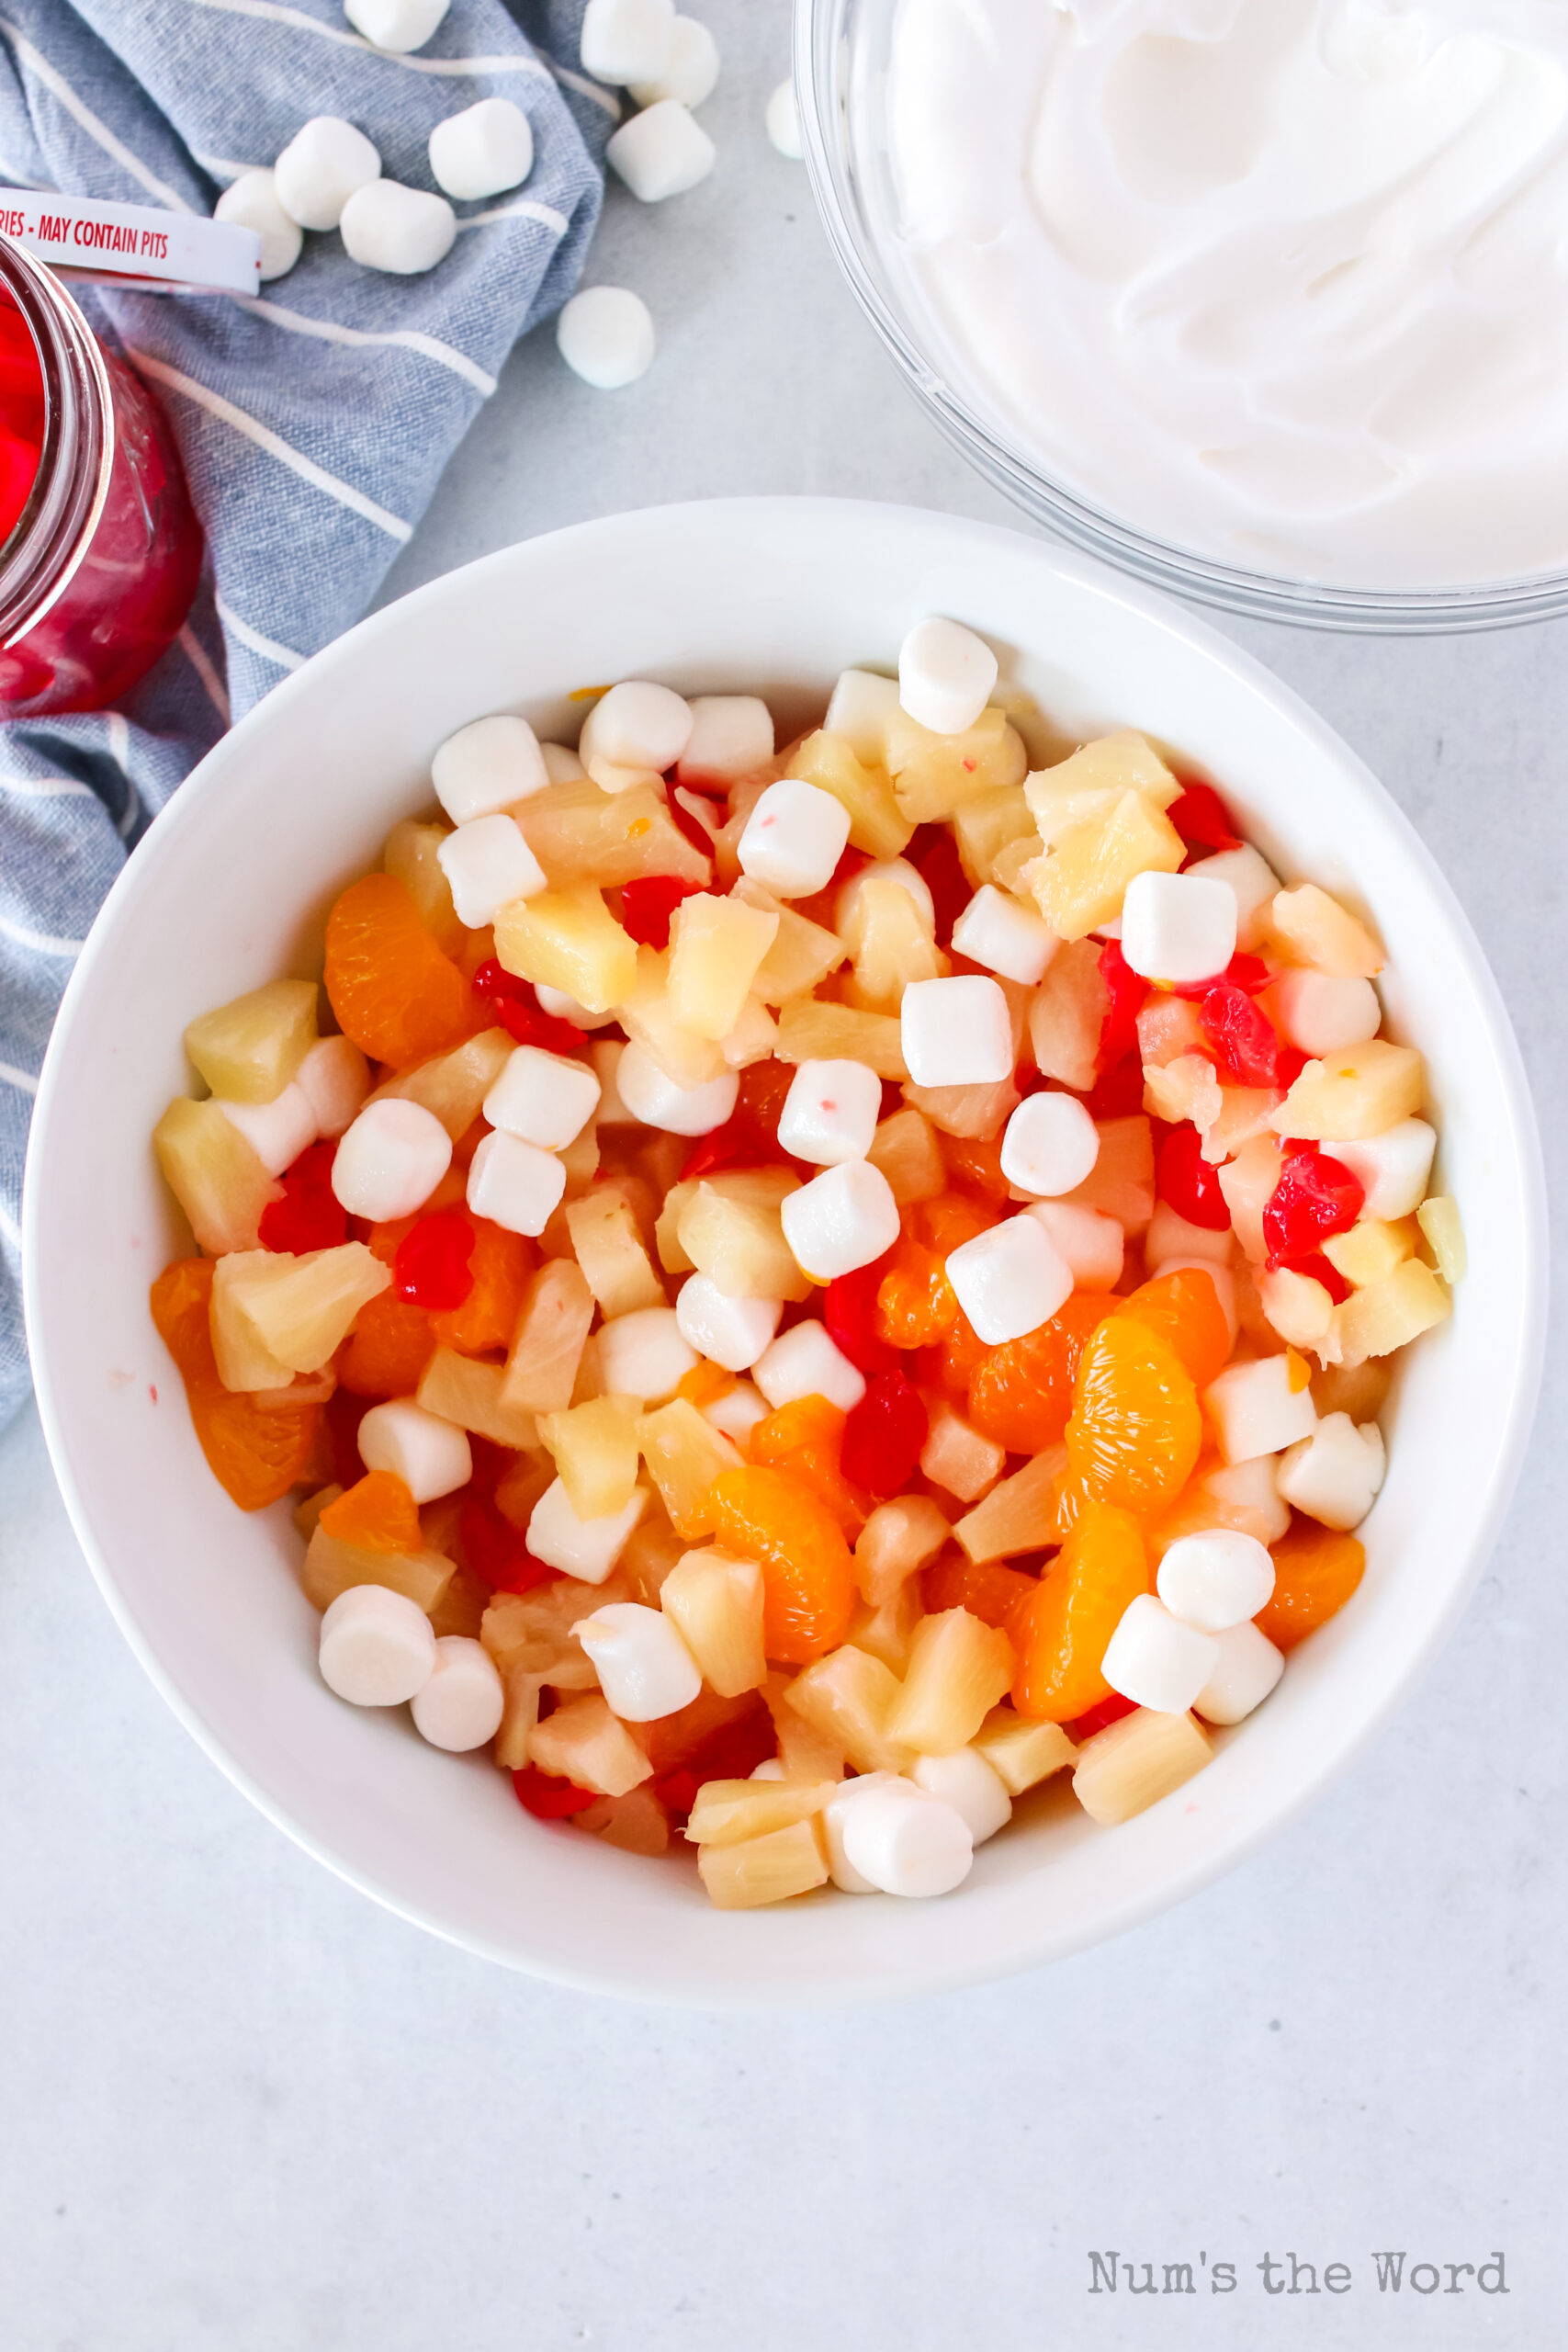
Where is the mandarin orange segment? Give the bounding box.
[922,1552,1039,1631]
[151,1257,218,1379]
[1065,1315,1202,1516]
[319,1468,423,1555]
[677,1359,736,1410]
[336,1287,435,1397]
[748,1396,867,1536]
[967,1288,1109,1455]
[1255,1521,1366,1652]
[710,1464,858,1665]
[932,1305,989,1399]
[429,1219,533,1356]
[1115,1267,1232,1391]
[919,1190,1000,1256]
[942,1131,1010,1201]
[874,1237,957,1351]
[324,872,472,1069]
[151,1259,320,1510]
[1010,1502,1149,1723]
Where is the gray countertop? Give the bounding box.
[2,6,1562,2344]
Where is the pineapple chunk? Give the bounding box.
[787,730,913,857]
[292,1483,341,1542]
[1271,1041,1425,1141]
[885,1608,1012,1753]
[668,892,779,1041]
[538,1396,642,1519]
[1323,1217,1418,1288]
[616,946,728,1088]
[840,878,945,1013]
[1072,1708,1212,1826]
[903,1073,1020,1142]
[502,1258,595,1416]
[732,878,846,1002]
[660,1548,767,1695]
[1217,1134,1280,1261]
[1258,1267,1336,1352]
[1329,1257,1450,1367]
[1028,936,1108,1092]
[560,1120,602,1198]
[1143,1053,1223,1132]
[480,1573,631,1679]
[1026,789,1184,941]
[429,1567,489,1641]
[1416,1193,1466,1283]
[919,1405,1005,1506]
[1022,730,1180,851]
[514,775,709,888]
[576,1787,671,1854]
[183,978,318,1104]
[153,1097,280,1255]
[775,998,908,1079]
[371,1026,513,1140]
[853,1493,951,1605]
[675,1178,811,1301]
[414,1346,539,1449]
[850,1581,922,1674]
[684,1775,835,1847]
[697,1817,829,1907]
[616,1508,687,1604]
[1310,1356,1392,1421]
[955,1447,1066,1563]
[953,785,1038,887]
[1137,994,1209,1069]
[493,1663,543,1770]
[783,1646,913,1774]
[719,995,779,1069]
[210,1243,389,1389]
[636,1398,744,1539]
[301,1526,455,1615]
[886,706,1027,820]
[1061,1114,1155,1233]
[565,1187,665,1316]
[1200,1085,1280,1167]
[867,1106,946,1205]
[493,885,637,1015]
[1269,883,1383,978]
[528,1693,651,1797]
[972,1706,1075,1796]
[383,819,462,954]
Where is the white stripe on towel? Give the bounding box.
[0,775,94,798]
[454,196,569,237]
[235,294,496,397]
[182,0,616,110]
[216,595,304,673]
[0,1060,37,1096]
[0,910,85,956]
[179,625,231,723]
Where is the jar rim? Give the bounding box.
[0,232,115,650]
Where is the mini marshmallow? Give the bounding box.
[909,1749,1011,1846]
[737,777,852,899]
[1317,1120,1437,1222]
[951,885,1057,985]
[1122,870,1237,985]
[435,812,547,928]
[1000,1092,1100,1197]
[274,116,380,231]
[596,1306,698,1401]
[581,0,675,82]
[754,1320,866,1413]
[629,16,720,107]
[1205,1353,1318,1464]
[838,1777,974,1897]
[556,287,656,390]
[945,1212,1074,1346]
[577,1601,702,1721]
[1024,1199,1123,1291]
[823,668,901,763]
[1156,1529,1276,1634]
[1276,1413,1386,1531]
[344,0,450,53]
[294,1035,371,1138]
[897,616,998,736]
[527,1476,648,1583]
[615,1040,739,1135]
[702,1378,770,1443]
[605,99,716,201]
[540,741,586,784]
[580,681,694,775]
[1151,1255,1238,1346]
[822,1773,898,1893]
[1101,1594,1220,1715]
[591,1039,635,1125]
[1269,967,1382,1057]
[900,974,1013,1088]
[411,1635,506,1753]
[675,695,773,787]
[213,169,301,281]
[750,1758,787,1782]
[483,1043,601,1150]
[835,858,935,936]
[429,96,534,201]
[333,1098,452,1220]
[432,712,549,821]
[340,179,456,274]
[214,1080,316,1179]
[318,1584,437,1707]
[465,1129,568,1238]
[777,1058,882,1167]
[780,1160,901,1281]
[357,1397,472,1502]
[1194,1622,1285,1725]
[535,983,615,1030]
[1184,844,1280,954]
[764,78,804,160]
[675,1276,782,1373]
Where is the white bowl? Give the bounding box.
[24,500,1546,2005]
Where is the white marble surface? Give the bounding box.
[3,6,1563,2343]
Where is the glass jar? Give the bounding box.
[0,232,203,717]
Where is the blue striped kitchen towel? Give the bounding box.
[0,0,615,1431]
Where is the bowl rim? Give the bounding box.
[23,496,1551,2005]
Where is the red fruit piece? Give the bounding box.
[1168,782,1242,855]
[1064,1690,1139,1742]
[1077,1056,1146,1122]
[1287,1250,1351,1305]
[471,958,589,1052]
[393,1206,476,1310]
[680,1057,801,1180]
[650,1704,778,1825]
[1171,951,1269,1001]
[1262,1146,1365,1271]
[1097,939,1148,1071]
[258,1139,348,1254]
[909,826,970,946]
[513,1766,598,1820]
[1198,981,1284,1087]
[1156,1123,1231,1230]
[619,874,702,950]
[840,1370,929,1498]
[324,1386,373,1489]
[824,1258,899,1375]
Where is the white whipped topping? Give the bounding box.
[886,0,1568,585]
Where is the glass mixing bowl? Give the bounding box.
[794,0,1568,634]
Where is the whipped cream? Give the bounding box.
[886,0,1568,585]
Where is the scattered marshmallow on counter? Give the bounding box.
[615,1040,739,1135]
[777,1057,882,1167]
[836,1776,974,1897]
[294,1036,370,1138]
[1000,1091,1100,1198]
[629,15,720,107]
[1025,1199,1123,1291]
[909,1749,1011,1846]
[1269,967,1382,1057]
[951,884,1056,985]
[528,1476,649,1581]
[897,616,998,736]
[580,679,694,775]
[675,1275,782,1373]
[557,286,657,388]
[1205,1353,1318,1464]
[676,695,773,786]
[1121,869,1236,984]
[213,169,301,281]
[901,974,1013,1087]
[1156,1529,1276,1633]
[581,0,676,83]
[1318,1119,1437,1221]
[577,1602,703,1720]
[780,1159,901,1281]
[341,179,457,274]
[435,812,547,928]
[754,1319,865,1413]
[765,79,804,161]
[318,1583,436,1707]
[344,0,450,53]
[483,1043,601,1150]
[214,1080,316,1179]
[357,1396,472,1502]
[738,777,851,898]
[274,116,380,232]
[946,1213,1074,1347]
[596,1305,698,1401]
[606,98,716,201]
[1194,1622,1285,1726]
[332,1097,451,1220]
[466,1128,568,1237]
[1276,1413,1386,1531]
[411,1636,506,1752]
[432,712,549,821]
[429,96,535,201]
[1101,1594,1220,1715]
